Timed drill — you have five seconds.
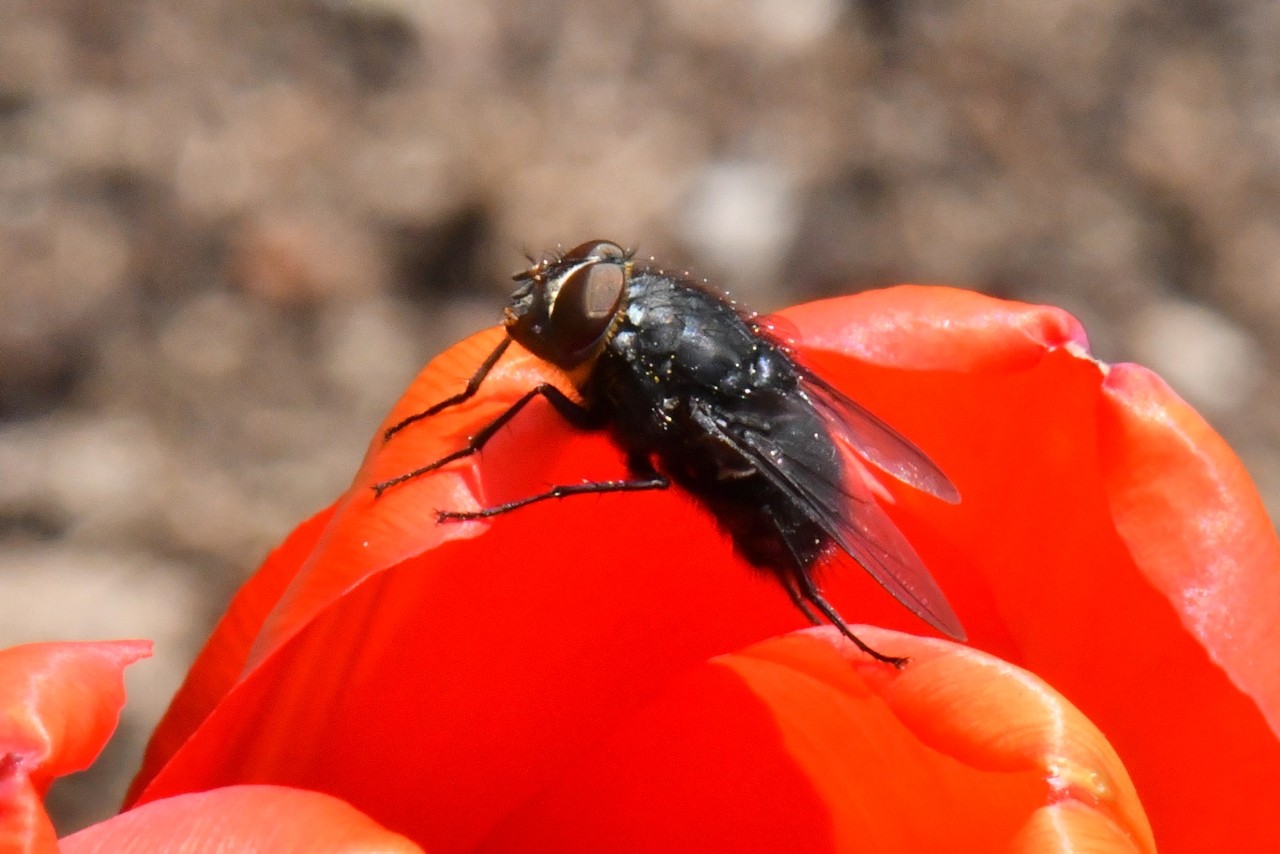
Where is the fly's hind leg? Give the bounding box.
[779,573,823,626]
[776,529,908,668]
[791,568,909,668]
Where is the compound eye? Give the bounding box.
[563,239,626,265]
[548,258,626,358]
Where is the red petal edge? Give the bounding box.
[62,785,423,853]
[1,641,151,854]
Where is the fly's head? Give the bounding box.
[505,239,632,370]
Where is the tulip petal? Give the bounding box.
[1100,364,1280,725]
[62,785,423,853]
[1009,803,1149,854]
[0,641,151,854]
[1094,364,1280,851]
[782,285,1089,373]
[477,629,1153,853]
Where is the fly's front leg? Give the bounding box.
[382,338,512,442]
[437,453,669,522]
[372,381,602,497]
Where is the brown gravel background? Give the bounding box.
[2,0,1278,836]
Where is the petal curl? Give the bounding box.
[0,641,151,854]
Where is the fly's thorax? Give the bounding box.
[610,272,795,396]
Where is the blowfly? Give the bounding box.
[374,240,964,665]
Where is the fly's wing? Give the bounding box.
[693,400,967,641]
[801,368,960,504]
[750,315,959,504]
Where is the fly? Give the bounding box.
[373,240,965,666]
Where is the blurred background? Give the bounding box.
[2,0,1278,834]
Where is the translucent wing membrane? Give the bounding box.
[751,315,959,504]
[802,369,960,504]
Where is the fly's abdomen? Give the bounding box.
[659,390,839,575]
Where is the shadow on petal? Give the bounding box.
[478,628,1153,853]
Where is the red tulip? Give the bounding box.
[107,287,1277,851]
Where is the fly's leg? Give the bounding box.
[437,454,669,522]
[793,569,909,669]
[437,474,669,521]
[382,338,512,442]
[372,381,602,497]
[779,574,823,626]
[774,525,907,667]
